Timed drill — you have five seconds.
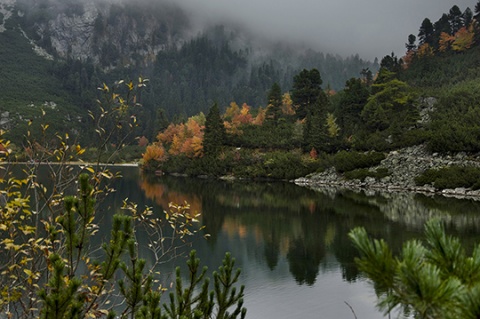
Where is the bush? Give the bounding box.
[333,150,385,173]
[415,165,480,190]
[344,167,390,181]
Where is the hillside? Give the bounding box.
[0,0,377,144]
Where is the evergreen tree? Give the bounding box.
[350,219,480,319]
[265,82,283,126]
[380,53,402,74]
[154,108,170,133]
[449,5,464,34]
[291,69,323,120]
[203,103,226,157]
[433,14,452,48]
[475,0,480,20]
[406,34,417,51]
[303,91,330,152]
[463,7,473,27]
[337,78,370,137]
[418,18,434,46]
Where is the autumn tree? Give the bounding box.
[439,32,455,52]
[416,43,434,58]
[281,93,295,116]
[154,116,204,158]
[452,26,475,51]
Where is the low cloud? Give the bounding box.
[164,0,475,61]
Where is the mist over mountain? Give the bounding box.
[0,0,377,143]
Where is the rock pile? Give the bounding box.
[295,145,480,198]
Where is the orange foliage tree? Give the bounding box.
[452,26,474,52]
[144,115,205,165]
[438,32,455,52]
[143,143,167,162]
[223,102,254,135]
[165,117,204,157]
[416,43,434,58]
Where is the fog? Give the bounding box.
[163,0,476,61]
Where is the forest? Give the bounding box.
[0,1,376,144]
[138,1,480,187]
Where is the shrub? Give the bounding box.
[415,165,480,190]
[344,167,390,181]
[333,150,385,173]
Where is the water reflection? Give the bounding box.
[101,168,480,318]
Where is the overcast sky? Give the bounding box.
[171,0,476,61]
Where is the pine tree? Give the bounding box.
[265,82,283,126]
[406,34,417,51]
[203,103,226,157]
[349,219,480,319]
[418,18,434,46]
[291,69,323,120]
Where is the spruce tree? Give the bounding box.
[350,219,480,319]
[265,82,283,126]
[291,69,323,120]
[418,18,434,46]
[203,103,226,157]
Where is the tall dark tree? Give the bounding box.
[360,68,373,86]
[265,82,283,126]
[406,34,417,52]
[337,78,370,137]
[418,18,434,45]
[463,7,473,27]
[291,69,322,120]
[154,107,169,133]
[449,5,464,34]
[203,102,225,157]
[475,0,480,20]
[303,91,330,152]
[380,53,402,74]
[433,14,453,48]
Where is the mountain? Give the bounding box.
[0,0,377,143]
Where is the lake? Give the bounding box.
[96,167,480,319]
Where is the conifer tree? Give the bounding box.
[265,82,283,126]
[203,103,226,157]
[418,18,434,46]
[291,69,323,120]
[350,219,480,319]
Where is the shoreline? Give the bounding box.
[2,161,140,167]
[293,145,480,200]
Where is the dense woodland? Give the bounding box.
[0,0,376,145]
[140,1,480,184]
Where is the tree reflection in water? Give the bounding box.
[131,171,480,286]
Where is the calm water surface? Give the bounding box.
[98,167,480,319]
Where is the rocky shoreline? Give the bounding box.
[294,145,480,199]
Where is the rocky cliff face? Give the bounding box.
[13,0,189,67]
